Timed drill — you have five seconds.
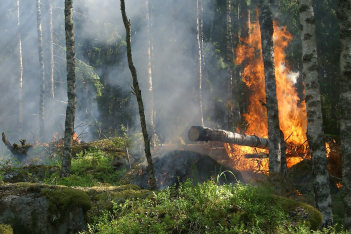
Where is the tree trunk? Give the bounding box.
[299,0,333,227]
[16,0,23,139]
[196,0,204,127]
[49,0,54,101]
[145,0,156,147]
[226,0,234,131]
[258,0,281,173]
[188,126,269,149]
[61,0,76,178]
[36,0,45,142]
[337,0,351,231]
[49,0,55,128]
[120,0,157,190]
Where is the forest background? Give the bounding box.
[0,0,339,154]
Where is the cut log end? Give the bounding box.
[188,126,201,141]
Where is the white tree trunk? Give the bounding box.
[36,0,45,142]
[16,0,23,138]
[299,0,333,227]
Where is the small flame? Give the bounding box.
[325,142,330,158]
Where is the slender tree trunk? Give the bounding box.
[17,0,23,139]
[226,0,234,131]
[299,0,333,227]
[196,0,204,127]
[36,0,45,142]
[49,0,55,126]
[337,0,351,231]
[258,0,281,173]
[146,0,156,146]
[239,0,250,114]
[120,0,156,190]
[61,0,76,178]
[232,1,241,120]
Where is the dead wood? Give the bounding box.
[2,132,33,160]
[188,126,269,149]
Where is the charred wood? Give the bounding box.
[2,132,33,161]
[188,126,269,149]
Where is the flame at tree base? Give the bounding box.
[228,11,308,172]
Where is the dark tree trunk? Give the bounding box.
[337,0,351,231]
[299,0,333,227]
[61,0,76,178]
[188,126,269,149]
[226,0,234,131]
[36,0,45,142]
[258,0,281,173]
[120,0,157,190]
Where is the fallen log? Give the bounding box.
[188,126,269,149]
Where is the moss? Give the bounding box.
[74,184,151,223]
[0,183,91,228]
[40,186,91,226]
[0,224,13,234]
[275,195,322,230]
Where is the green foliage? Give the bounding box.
[81,180,331,234]
[44,149,127,187]
[0,224,13,234]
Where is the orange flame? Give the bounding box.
[228,12,308,171]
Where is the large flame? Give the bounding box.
[226,14,308,171]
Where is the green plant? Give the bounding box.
[81,180,335,234]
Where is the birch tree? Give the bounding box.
[299,0,333,227]
[36,0,45,142]
[61,0,76,178]
[258,0,281,173]
[145,0,157,146]
[49,0,55,115]
[337,0,351,230]
[120,0,157,190]
[196,0,204,127]
[16,0,23,138]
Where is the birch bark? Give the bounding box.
[36,0,45,142]
[299,0,333,227]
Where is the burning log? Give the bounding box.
[2,132,33,161]
[188,126,269,149]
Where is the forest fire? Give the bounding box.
[226,16,308,172]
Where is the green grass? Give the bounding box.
[81,180,348,234]
[44,148,127,187]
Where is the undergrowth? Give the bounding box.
[81,180,347,234]
[44,148,127,187]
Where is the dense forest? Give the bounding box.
[0,0,351,233]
